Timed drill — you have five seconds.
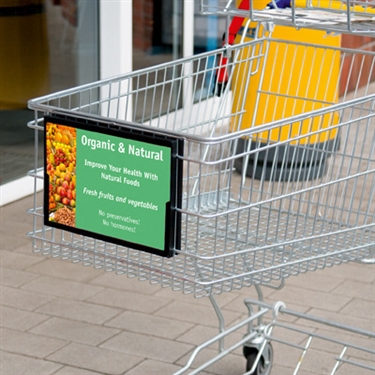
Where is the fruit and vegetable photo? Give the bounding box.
[46,122,77,227]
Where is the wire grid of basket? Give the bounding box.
[198,0,375,36]
[28,37,375,297]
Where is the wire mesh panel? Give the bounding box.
[28,38,375,297]
[198,0,375,35]
[243,299,375,374]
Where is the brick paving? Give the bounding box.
[1,195,374,374]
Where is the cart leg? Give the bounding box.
[242,287,276,375]
[209,294,225,352]
[172,302,268,375]
[255,284,264,302]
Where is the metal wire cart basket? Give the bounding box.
[27,2,374,374]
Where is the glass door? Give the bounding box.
[0,0,99,188]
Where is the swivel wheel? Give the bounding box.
[244,343,273,375]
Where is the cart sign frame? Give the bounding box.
[44,115,183,258]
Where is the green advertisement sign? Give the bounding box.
[44,116,183,257]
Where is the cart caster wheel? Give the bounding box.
[244,343,273,375]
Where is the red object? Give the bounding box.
[227,0,250,45]
[216,0,250,85]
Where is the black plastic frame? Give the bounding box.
[44,114,183,258]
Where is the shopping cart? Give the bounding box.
[27,13,374,375]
